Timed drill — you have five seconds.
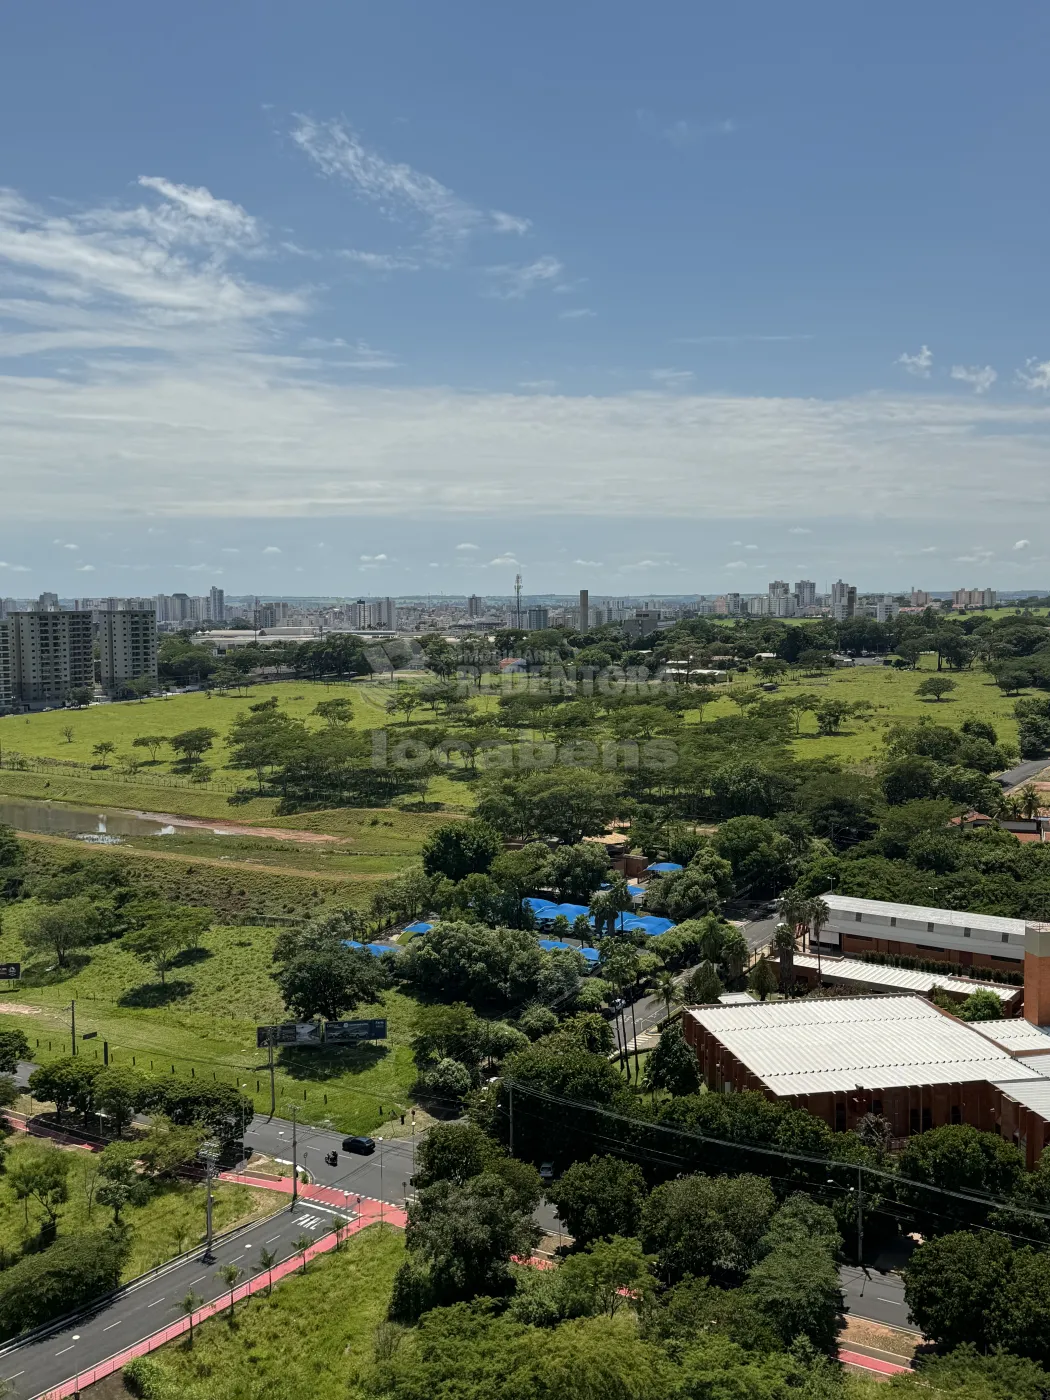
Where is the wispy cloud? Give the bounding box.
[950,364,997,394]
[337,249,419,272]
[788,527,811,534]
[559,308,596,320]
[574,558,603,567]
[0,561,30,572]
[637,110,736,148]
[262,545,281,554]
[290,115,529,262]
[897,345,933,379]
[518,379,556,391]
[485,256,563,299]
[674,334,812,345]
[1015,539,1031,550]
[489,553,519,567]
[456,543,479,551]
[650,368,694,387]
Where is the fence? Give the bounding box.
[0,752,243,795]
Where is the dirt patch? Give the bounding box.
[130,811,343,844]
[0,1002,44,1016]
[841,1315,919,1360]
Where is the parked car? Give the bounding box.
[342,1135,376,1155]
[539,1161,555,1183]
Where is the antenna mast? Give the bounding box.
[514,573,523,629]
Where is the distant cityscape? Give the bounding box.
[0,578,1037,714]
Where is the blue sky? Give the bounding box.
[1,2,1049,596]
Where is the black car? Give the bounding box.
[342,1135,376,1155]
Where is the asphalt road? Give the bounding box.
[2,1114,417,1400]
[839,1264,914,1330]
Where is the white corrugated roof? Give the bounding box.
[792,954,1016,1002]
[719,991,757,1004]
[993,1077,1050,1114]
[689,996,1046,1097]
[821,893,1026,936]
[970,1019,1050,1053]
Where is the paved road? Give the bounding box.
[996,758,1050,788]
[839,1264,913,1330]
[2,1114,416,1400]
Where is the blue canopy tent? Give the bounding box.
[403,921,433,936]
[646,861,683,874]
[342,940,403,958]
[538,938,600,966]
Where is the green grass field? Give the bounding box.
[0,903,419,1134]
[128,1224,404,1400]
[0,1137,273,1280]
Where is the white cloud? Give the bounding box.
[724,560,748,570]
[788,527,811,534]
[456,543,479,551]
[0,561,29,571]
[897,345,933,378]
[489,553,519,566]
[574,558,603,567]
[518,379,556,391]
[262,545,281,554]
[1015,539,1031,550]
[559,308,596,320]
[638,110,737,148]
[337,249,419,272]
[744,543,758,550]
[490,211,530,235]
[290,115,529,260]
[75,563,95,571]
[920,545,938,553]
[221,547,240,554]
[618,559,671,572]
[485,256,563,299]
[650,368,694,387]
[360,552,388,562]
[950,364,997,394]
[1019,359,1050,392]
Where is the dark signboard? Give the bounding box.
[256,1022,322,1048]
[325,1018,388,1044]
[0,964,20,980]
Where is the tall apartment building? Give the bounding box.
[10,610,93,705]
[467,594,482,619]
[98,609,158,696]
[954,588,997,609]
[830,580,857,622]
[0,621,13,712]
[209,587,225,622]
[579,589,590,631]
[526,606,549,630]
[747,595,770,616]
[795,580,817,608]
[911,589,931,608]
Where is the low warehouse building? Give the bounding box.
[812,893,1024,974]
[785,952,1023,1013]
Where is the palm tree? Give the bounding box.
[295,1233,313,1275]
[771,922,797,993]
[179,1290,203,1347]
[807,896,831,982]
[651,968,680,1022]
[255,1246,279,1295]
[216,1263,242,1320]
[1018,783,1043,821]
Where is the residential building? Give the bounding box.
[9,610,93,705]
[911,589,930,608]
[0,621,13,712]
[954,587,997,609]
[795,580,817,609]
[747,595,769,616]
[98,609,158,695]
[770,593,796,618]
[526,606,549,630]
[768,580,790,601]
[622,609,662,642]
[467,594,482,619]
[209,587,225,623]
[830,579,857,622]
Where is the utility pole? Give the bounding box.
[857,1164,864,1266]
[508,1083,514,1157]
[267,1030,276,1119]
[199,1141,219,1262]
[290,1105,299,1210]
[70,999,76,1056]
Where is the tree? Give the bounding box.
[94,1067,150,1137]
[917,676,958,703]
[642,1022,701,1097]
[312,697,354,727]
[217,1262,242,1317]
[903,1231,1013,1354]
[398,922,542,1010]
[132,735,167,763]
[815,699,850,735]
[393,1174,542,1317]
[180,1290,204,1346]
[60,725,75,744]
[650,968,680,1020]
[547,1155,648,1246]
[771,923,796,992]
[640,1173,776,1284]
[274,943,385,1022]
[96,1141,142,1221]
[27,1058,99,1123]
[684,961,723,1004]
[553,1236,657,1318]
[1017,782,1044,820]
[169,727,218,765]
[744,1240,843,1354]
[122,919,190,984]
[421,820,502,882]
[8,1145,73,1231]
[21,895,100,968]
[544,843,610,904]
[0,1230,129,1338]
[413,1121,503,1188]
[423,1057,472,1100]
[959,988,1007,1022]
[91,741,116,768]
[747,956,778,1001]
[137,1116,205,1178]
[0,1029,29,1074]
[898,1124,1024,1202]
[255,1248,279,1296]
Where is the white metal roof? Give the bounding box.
[688,996,1046,1097]
[993,1078,1050,1114]
[791,953,1017,1003]
[970,1019,1050,1053]
[820,893,1026,937]
[719,991,757,1005]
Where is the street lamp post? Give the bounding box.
[198,1140,220,1263]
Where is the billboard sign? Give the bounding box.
[256,1022,322,1048]
[0,964,20,980]
[324,1018,388,1044]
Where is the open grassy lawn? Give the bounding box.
[0,904,420,1134]
[116,1225,404,1400]
[687,658,1021,766]
[0,1137,273,1280]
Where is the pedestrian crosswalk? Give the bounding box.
[294,1213,323,1231]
